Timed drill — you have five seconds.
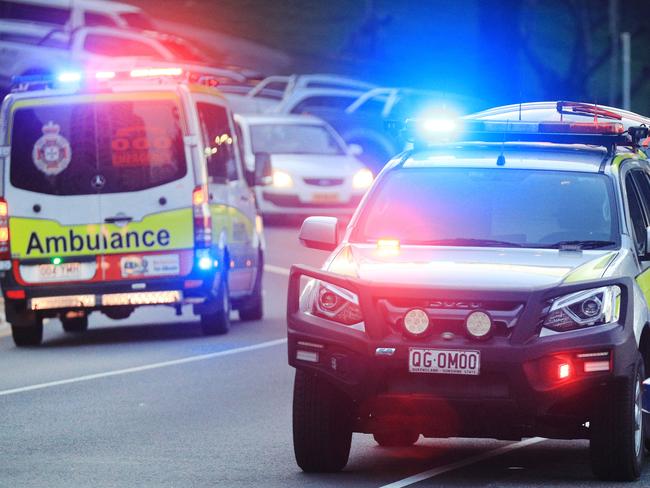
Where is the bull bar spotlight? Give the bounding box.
[403,308,430,335]
[465,310,493,340]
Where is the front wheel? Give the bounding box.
[238,253,264,322]
[200,274,230,336]
[590,354,645,481]
[293,370,353,472]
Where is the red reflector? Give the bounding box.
[184,280,203,289]
[6,290,25,300]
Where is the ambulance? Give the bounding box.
[0,67,268,346]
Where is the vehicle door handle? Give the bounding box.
[104,216,133,224]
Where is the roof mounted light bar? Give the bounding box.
[9,67,227,93]
[398,117,647,152]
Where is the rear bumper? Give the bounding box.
[1,271,218,317]
[287,265,638,440]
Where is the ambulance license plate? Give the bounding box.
[408,348,480,375]
[312,192,340,203]
[37,262,82,281]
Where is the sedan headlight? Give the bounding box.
[352,168,374,190]
[272,170,293,188]
[542,285,620,333]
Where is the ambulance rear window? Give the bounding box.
[10,99,186,195]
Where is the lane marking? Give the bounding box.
[265,264,291,276]
[380,437,546,488]
[0,338,287,397]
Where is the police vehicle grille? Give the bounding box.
[378,298,524,339]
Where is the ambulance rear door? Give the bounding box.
[6,95,104,287]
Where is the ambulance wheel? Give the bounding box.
[11,317,43,347]
[373,430,420,447]
[238,253,264,322]
[61,315,88,333]
[590,354,644,481]
[201,275,230,336]
[293,370,353,472]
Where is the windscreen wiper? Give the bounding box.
[542,240,617,250]
[412,238,523,248]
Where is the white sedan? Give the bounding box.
[234,114,373,216]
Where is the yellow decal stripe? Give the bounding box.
[10,208,193,259]
[563,252,617,283]
[636,269,650,304]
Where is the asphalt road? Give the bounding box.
[0,223,648,487]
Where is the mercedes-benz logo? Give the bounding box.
[91,174,106,190]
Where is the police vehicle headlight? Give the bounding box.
[311,281,363,326]
[542,285,620,333]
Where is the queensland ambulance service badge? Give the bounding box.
[32,121,72,176]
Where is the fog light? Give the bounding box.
[465,311,492,340]
[404,308,430,335]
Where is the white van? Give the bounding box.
[0,68,268,346]
[0,0,155,31]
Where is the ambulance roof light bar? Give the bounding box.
[10,67,224,93]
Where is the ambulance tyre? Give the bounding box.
[238,253,264,322]
[61,315,88,333]
[11,315,43,347]
[200,274,230,336]
[590,353,644,481]
[293,370,353,472]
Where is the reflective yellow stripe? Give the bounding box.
[10,208,193,259]
[210,204,253,244]
[636,269,650,304]
[563,252,617,283]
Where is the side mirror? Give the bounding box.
[299,216,339,251]
[348,143,363,156]
[251,152,272,186]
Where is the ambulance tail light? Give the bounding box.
[192,186,212,250]
[0,198,10,260]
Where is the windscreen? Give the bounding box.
[251,124,345,155]
[354,167,619,249]
[10,99,186,195]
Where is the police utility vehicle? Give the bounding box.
[0,67,269,346]
[288,101,650,481]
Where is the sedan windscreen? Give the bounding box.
[251,124,345,155]
[10,99,186,195]
[354,167,619,249]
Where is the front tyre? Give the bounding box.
[238,252,264,322]
[293,370,353,472]
[200,274,230,336]
[590,354,645,481]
